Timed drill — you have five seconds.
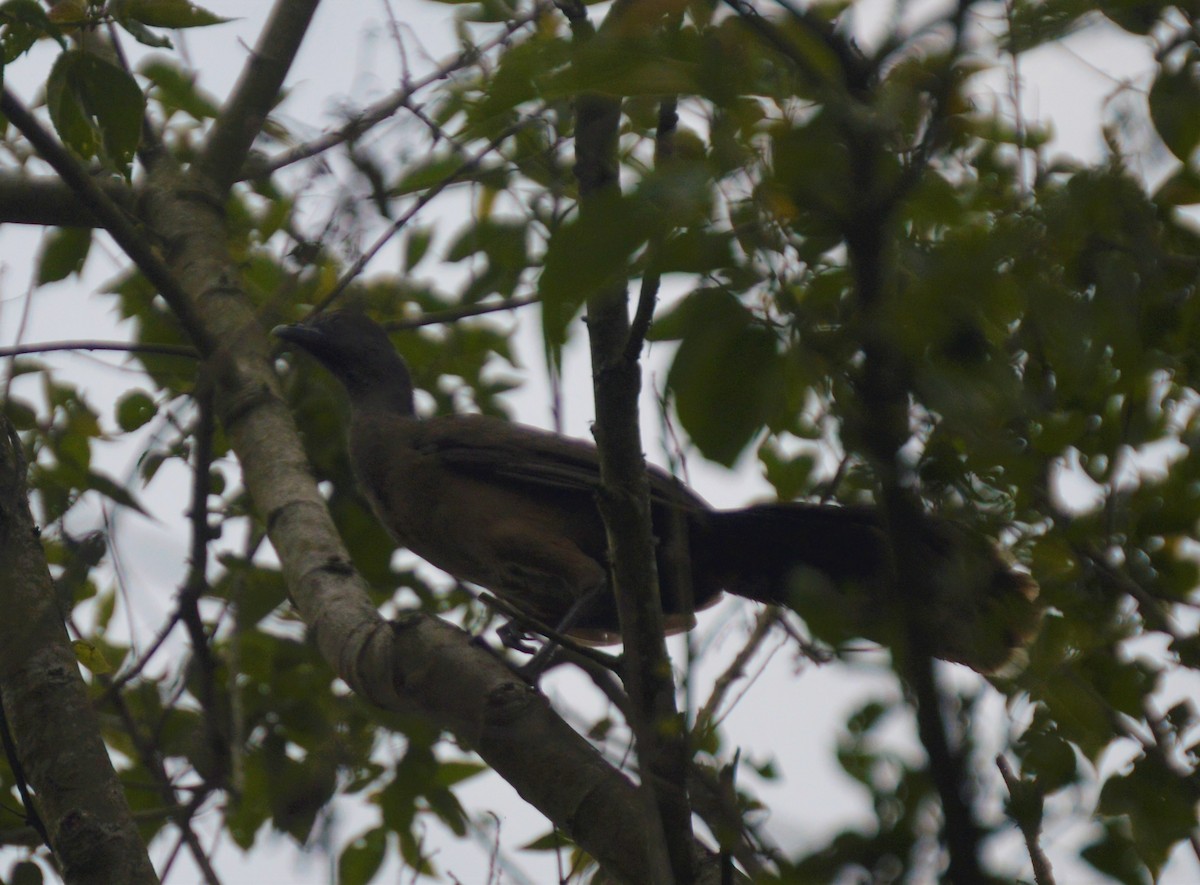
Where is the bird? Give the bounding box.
[273,310,1040,672]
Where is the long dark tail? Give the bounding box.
[702,503,888,602]
[698,503,1040,672]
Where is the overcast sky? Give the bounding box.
[1,1,1197,883]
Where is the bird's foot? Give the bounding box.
[497,621,539,655]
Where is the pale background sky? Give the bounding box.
[0,1,1196,883]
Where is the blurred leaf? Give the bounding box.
[115,390,156,432]
[338,827,387,885]
[36,226,91,283]
[0,0,63,63]
[86,470,149,515]
[71,639,112,674]
[140,58,219,119]
[112,0,232,27]
[46,49,145,171]
[1097,754,1199,877]
[9,860,44,885]
[539,189,653,359]
[1082,819,1152,885]
[1149,55,1200,162]
[664,289,784,465]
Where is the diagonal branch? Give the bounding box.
[199,0,321,191]
[0,90,215,354]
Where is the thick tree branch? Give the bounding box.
[0,415,158,884]
[844,121,986,884]
[198,0,321,192]
[0,173,133,227]
[576,18,695,885]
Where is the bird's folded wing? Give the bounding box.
[413,413,707,510]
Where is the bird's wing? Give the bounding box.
[413,413,708,510]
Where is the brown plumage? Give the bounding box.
[274,310,1039,671]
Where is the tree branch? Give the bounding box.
[0,90,216,354]
[0,340,198,360]
[576,14,695,884]
[0,173,134,227]
[258,10,544,176]
[199,0,321,192]
[0,415,159,884]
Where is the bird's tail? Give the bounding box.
[702,503,1040,672]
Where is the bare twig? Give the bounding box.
[315,120,530,312]
[0,340,198,360]
[996,755,1056,885]
[386,294,538,331]
[258,11,545,176]
[693,608,782,736]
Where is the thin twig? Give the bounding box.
[386,294,538,331]
[694,608,781,736]
[996,755,1056,885]
[258,11,545,176]
[0,340,198,360]
[315,121,530,313]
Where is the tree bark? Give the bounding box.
[0,415,159,885]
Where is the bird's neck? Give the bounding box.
[343,355,417,417]
[351,383,415,416]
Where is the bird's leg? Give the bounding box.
[516,583,608,679]
[496,620,539,655]
[476,588,620,680]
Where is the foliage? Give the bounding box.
[0,0,1198,883]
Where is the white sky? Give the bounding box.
[1,1,1197,883]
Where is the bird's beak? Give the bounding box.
[271,322,323,349]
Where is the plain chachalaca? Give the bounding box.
[274,311,1040,672]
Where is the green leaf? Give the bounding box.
[87,470,149,515]
[3,397,37,430]
[140,58,219,119]
[541,36,700,99]
[338,827,387,885]
[46,51,99,159]
[46,49,146,171]
[1097,754,1199,877]
[1082,819,1152,885]
[521,828,574,851]
[10,859,44,885]
[393,154,469,196]
[112,0,232,28]
[1098,0,1162,35]
[115,390,157,432]
[665,289,784,465]
[404,226,433,271]
[71,639,113,674]
[538,189,653,357]
[37,226,91,284]
[1149,56,1200,162]
[0,0,63,63]
[656,228,732,275]
[118,17,174,48]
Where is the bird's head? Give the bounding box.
[273,310,415,415]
